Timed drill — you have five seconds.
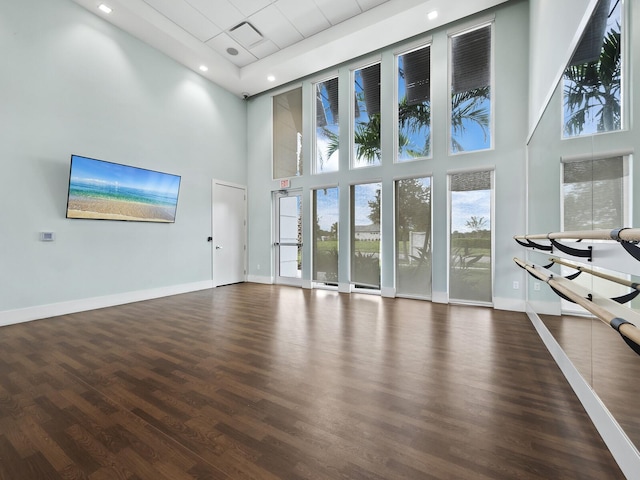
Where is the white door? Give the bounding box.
[212,180,246,287]
[275,190,302,286]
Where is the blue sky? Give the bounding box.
[71,155,180,196]
[451,189,491,233]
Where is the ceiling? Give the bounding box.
[70,0,510,98]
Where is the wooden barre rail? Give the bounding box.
[549,257,639,291]
[513,257,640,351]
[514,228,640,242]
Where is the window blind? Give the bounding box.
[451,25,491,94]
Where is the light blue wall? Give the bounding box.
[246,0,530,309]
[0,0,247,312]
[527,0,639,300]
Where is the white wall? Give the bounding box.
[0,0,247,319]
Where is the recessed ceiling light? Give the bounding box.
[267,75,275,82]
[428,10,438,20]
[226,47,239,56]
[199,65,209,72]
[98,4,112,14]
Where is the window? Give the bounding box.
[353,63,381,168]
[351,182,382,288]
[314,78,340,173]
[273,87,302,178]
[397,45,431,161]
[562,157,627,231]
[313,187,339,285]
[563,0,622,138]
[396,177,431,298]
[450,24,492,153]
[449,170,492,303]
[561,156,629,313]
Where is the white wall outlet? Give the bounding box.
[534,282,541,291]
[513,281,519,290]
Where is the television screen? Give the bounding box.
[66,155,181,223]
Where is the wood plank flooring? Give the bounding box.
[0,284,625,479]
[541,313,640,450]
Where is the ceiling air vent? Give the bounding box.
[229,22,263,48]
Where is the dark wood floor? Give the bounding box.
[0,284,625,479]
[541,313,640,451]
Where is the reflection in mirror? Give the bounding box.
[563,0,622,138]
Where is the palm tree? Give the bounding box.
[450,86,490,153]
[323,88,490,163]
[563,25,621,136]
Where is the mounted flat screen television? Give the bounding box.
[66,154,181,223]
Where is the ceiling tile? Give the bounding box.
[250,39,280,59]
[143,0,220,41]
[249,5,303,48]
[185,0,244,31]
[206,33,258,68]
[231,0,274,17]
[315,0,361,25]
[355,0,389,11]
[275,0,330,38]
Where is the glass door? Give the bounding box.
[275,190,302,286]
[449,170,493,304]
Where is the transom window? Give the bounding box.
[450,24,492,154]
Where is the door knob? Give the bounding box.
[215,245,222,250]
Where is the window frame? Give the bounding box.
[272,85,304,180]
[394,40,433,164]
[393,174,433,299]
[447,20,495,156]
[312,74,340,175]
[560,0,626,140]
[446,167,495,305]
[560,153,631,231]
[350,57,383,170]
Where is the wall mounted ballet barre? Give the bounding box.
[513,257,640,356]
[548,257,640,304]
[514,228,640,262]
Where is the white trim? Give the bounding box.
[0,281,213,328]
[526,305,640,479]
[432,291,448,304]
[446,14,495,38]
[561,150,634,163]
[212,179,248,288]
[493,297,525,312]
[338,282,351,293]
[302,279,313,289]
[380,287,395,298]
[529,299,561,316]
[247,275,273,284]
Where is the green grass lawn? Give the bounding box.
[315,240,380,254]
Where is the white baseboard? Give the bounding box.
[302,279,313,289]
[247,274,273,284]
[0,281,214,328]
[338,282,351,293]
[528,299,561,316]
[526,304,640,478]
[381,287,395,298]
[493,297,525,312]
[431,291,448,304]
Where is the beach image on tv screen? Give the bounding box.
[66,155,181,222]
